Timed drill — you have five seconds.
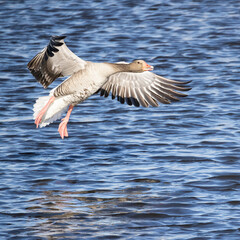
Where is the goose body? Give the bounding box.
[28,36,190,139]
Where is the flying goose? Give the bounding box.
[27,36,191,139]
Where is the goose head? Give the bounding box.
[129,60,154,72]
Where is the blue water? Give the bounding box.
[0,0,240,239]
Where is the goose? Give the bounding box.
[27,36,191,139]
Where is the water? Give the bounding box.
[0,0,240,239]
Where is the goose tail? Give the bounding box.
[33,95,69,128]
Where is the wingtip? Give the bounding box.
[182,80,192,85]
[51,35,67,40]
[175,80,192,85]
[183,87,192,91]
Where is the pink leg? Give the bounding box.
[35,96,55,128]
[58,105,74,139]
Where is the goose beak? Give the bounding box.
[143,63,154,71]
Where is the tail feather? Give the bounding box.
[33,96,69,128]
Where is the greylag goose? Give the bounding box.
[28,36,191,139]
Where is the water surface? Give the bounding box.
[0,0,240,239]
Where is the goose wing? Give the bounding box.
[27,36,86,88]
[99,71,191,107]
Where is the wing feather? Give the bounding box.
[135,88,149,107]
[27,36,86,88]
[99,71,191,107]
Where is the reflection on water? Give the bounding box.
[27,188,159,239]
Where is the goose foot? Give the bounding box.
[58,118,69,139]
[35,96,55,128]
[58,105,74,139]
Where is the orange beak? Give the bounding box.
[143,62,154,71]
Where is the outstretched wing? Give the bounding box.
[99,71,191,107]
[27,36,86,88]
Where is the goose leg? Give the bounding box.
[58,105,74,139]
[35,96,55,128]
